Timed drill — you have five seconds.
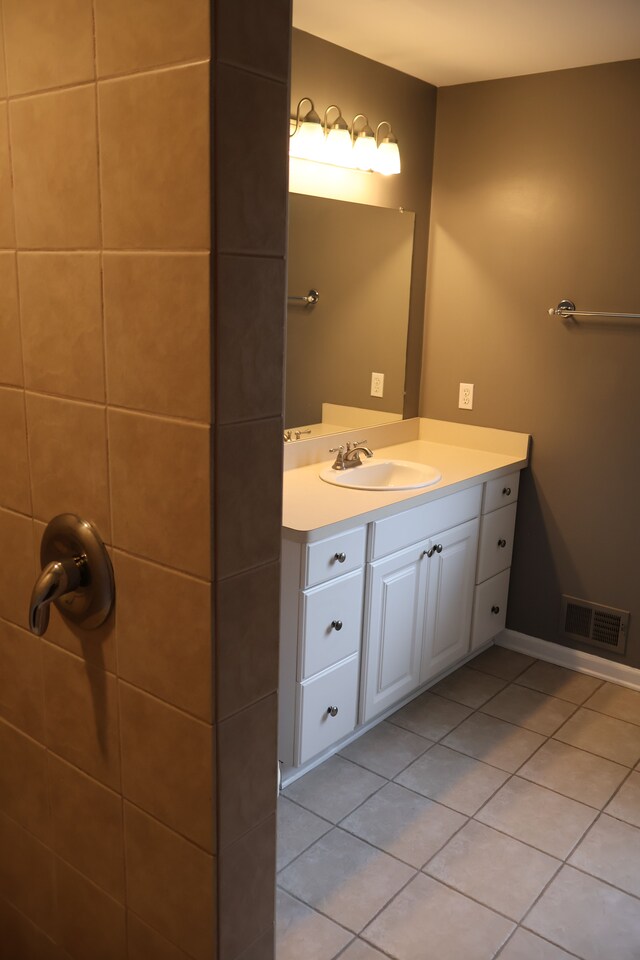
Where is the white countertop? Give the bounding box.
[283,431,530,540]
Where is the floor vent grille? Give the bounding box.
[560,595,629,654]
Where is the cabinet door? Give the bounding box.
[362,543,428,723]
[421,518,479,682]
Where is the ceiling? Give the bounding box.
[292,0,640,86]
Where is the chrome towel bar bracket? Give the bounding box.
[288,288,320,306]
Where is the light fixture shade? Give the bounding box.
[375,138,401,175]
[325,124,353,167]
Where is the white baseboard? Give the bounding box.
[497,629,640,692]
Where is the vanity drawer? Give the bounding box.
[483,472,520,514]
[304,526,366,587]
[370,486,481,560]
[476,502,517,583]
[297,656,359,765]
[471,569,510,650]
[300,570,364,680]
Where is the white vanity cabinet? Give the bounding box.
[279,460,526,777]
[361,487,481,724]
[471,472,520,649]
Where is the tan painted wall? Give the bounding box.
[291,29,437,418]
[422,59,640,665]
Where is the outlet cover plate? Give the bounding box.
[459,382,474,410]
[371,372,384,398]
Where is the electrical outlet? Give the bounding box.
[371,372,384,398]
[458,382,474,410]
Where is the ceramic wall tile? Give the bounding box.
[3,0,95,95]
[10,86,100,249]
[99,64,209,250]
[95,0,210,77]
[19,253,105,403]
[103,252,209,420]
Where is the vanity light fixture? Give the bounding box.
[289,98,401,175]
[374,121,401,176]
[289,97,324,161]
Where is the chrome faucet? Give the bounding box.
[329,440,374,471]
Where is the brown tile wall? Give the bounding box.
[0,2,216,958]
[211,0,291,958]
[0,0,291,955]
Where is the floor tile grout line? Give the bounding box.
[465,653,538,684]
[337,735,435,782]
[599,762,639,820]
[562,859,640,904]
[511,674,606,705]
[335,803,472,874]
[276,886,369,939]
[415,867,536,927]
[494,923,585,960]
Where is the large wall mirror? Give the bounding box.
[285,193,415,439]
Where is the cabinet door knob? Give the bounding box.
[327,706,339,717]
[497,538,507,548]
[331,619,343,631]
[434,543,443,554]
[334,552,347,563]
[422,546,436,559]
[502,487,511,496]
[491,605,500,614]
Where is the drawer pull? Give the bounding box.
[327,706,339,717]
[497,539,507,548]
[434,543,443,554]
[334,552,347,563]
[331,619,343,631]
[502,487,512,496]
[491,605,501,614]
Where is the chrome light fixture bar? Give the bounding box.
[289,98,401,175]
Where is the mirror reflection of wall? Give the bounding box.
[285,193,415,436]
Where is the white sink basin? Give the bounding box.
[319,459,442,491]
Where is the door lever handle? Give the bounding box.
[29,557,86,637]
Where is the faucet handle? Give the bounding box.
[329,446,344,454]
[353,439,367,447]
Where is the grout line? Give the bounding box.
[11,247,211,254]
[494,925,584,960]
[3,58,211,105]
[276,886,367,940]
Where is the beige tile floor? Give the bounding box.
[276,646,640,960]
